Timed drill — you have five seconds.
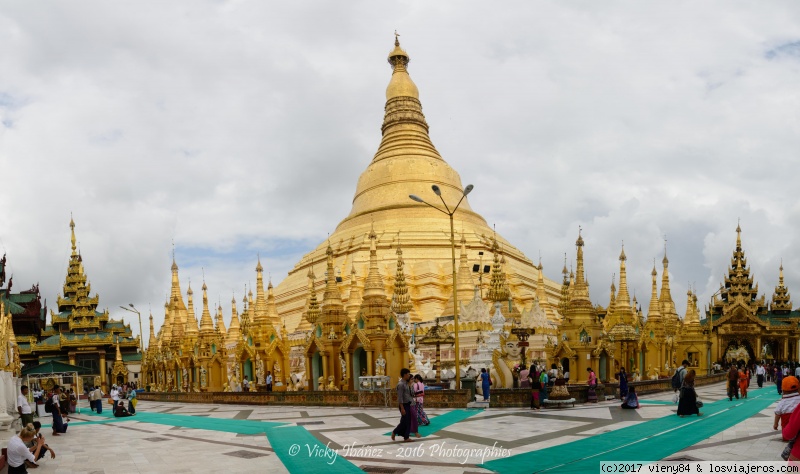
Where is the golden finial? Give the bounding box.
[69,215,77,254]
[394,30,400,46]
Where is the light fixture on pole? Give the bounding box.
[119,304,144,353]
[409,183,474,389]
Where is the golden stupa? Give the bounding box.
[275,36,562,331]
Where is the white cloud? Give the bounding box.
[1,1,800,342]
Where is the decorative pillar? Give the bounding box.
[785,339,790,361]
[756,336,762,359]
[321,352,328,379]
[346,352,352,390]
[366,350,374,376]
[99,357,107,385]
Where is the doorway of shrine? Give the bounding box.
[724,338,755,366]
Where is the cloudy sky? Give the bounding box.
[1,2,799,345]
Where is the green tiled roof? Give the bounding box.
[38,335,61,346]
[8,293,37,304]
[122,353,142,362]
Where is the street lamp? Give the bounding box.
[119,304,144,354]
[409,184,473,389]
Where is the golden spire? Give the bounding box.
[684,286,700,325]
[456,233,476,297]
[536,259,554,320]
[346,264,362,317]
[391,239,412,314]
[616,245,632,315]
[115,335,122,362]
[363,225,386,298]
[215,303,226,337]
[659,241,678,328]
[185,283,199,339]
[199,281,214,334]
[254,256,269,330]
[386,33,418,101]
[487,238,509,303]
[227,294,240,346]
[647,264,662,326]
[266,279,280,328]
[305,268,320,325]
[69,216,77,256]
[148,312,157,349]
[771,261,793,313]
[160,299,172,346]
[321,244,344,309]
[571,228,590,301]
[336,35,483,231]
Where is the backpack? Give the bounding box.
[671,367,684,390]
[44,397,53,413]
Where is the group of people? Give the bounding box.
[725,363,754,400]
[390,369,431,442]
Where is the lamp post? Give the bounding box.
[410,184,473,389]
[120,304,145,385]
[119,304,144,353]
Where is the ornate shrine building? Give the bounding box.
[702,224,800,366]
[14,219,140,388]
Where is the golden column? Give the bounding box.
[409,183,473,389]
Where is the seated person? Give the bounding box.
[621,386,640,409]
[7,423,45,474]
[114,400,135,417]
[24,422,55,467]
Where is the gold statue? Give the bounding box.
[491,333,522,389]
[375,353,386,376]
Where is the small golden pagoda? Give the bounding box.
[549,230,602,383]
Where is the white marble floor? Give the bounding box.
[0,380,784,473]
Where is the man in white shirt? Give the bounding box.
[18,385,33,427]
[111,385,119,405]
[756,364,766,388]
[795,365,800,378]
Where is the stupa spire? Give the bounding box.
[305,267,320,325]
[254,257,269,330]
[363,225,385,298]
[148,312,157,349]
[487,239,509,303]
[647,265,663,326]
[337,35,483,230]
[391,239,412,315]
[266,279,280,328]
[185,283,199,339]
[572,228,590,301]
[227,294,240,346]
[616,245,632,314]
[322,244,344,308]
[771,261,793,313]
[199,281,214,334]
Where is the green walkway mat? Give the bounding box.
[83,410,285,434]
[265,425,363,473]
[481,388,779,474]
[383,409,482,437]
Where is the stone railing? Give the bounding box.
[139,373,727,409]
[482,372,729,408]
[139,388,472,408]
